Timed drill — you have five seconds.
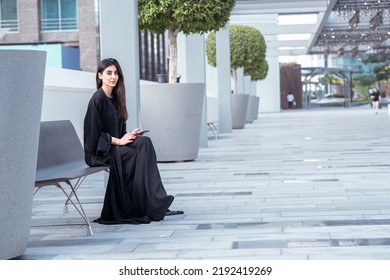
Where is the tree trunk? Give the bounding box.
[232,67,238,94]
[168,28,178,83]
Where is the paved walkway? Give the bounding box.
[22,104,390,260]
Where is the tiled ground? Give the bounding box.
[19,104,390,260]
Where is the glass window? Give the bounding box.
[0,0,18,32]
[41,0,77,31]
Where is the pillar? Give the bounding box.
[177,33,208,147]
[99,0,140,129]
[216,24,232,134]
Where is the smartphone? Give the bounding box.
[137,130,149,135]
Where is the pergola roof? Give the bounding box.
[310,0,390,56]
[232,0,390,57]
[301,67,361,81]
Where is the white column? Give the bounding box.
[99,0,140,129]
[205,60,218,97]
[216,24,232,134]
[257,55,281,113]
[244,75,252,95]
[177,33,208,147]
[251,81,257,96]
[236,67,245,94]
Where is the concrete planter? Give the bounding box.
[245,95,256,123]
[253,96,260,120]
[0,50,46,259]
[140,83,205,162]
[231,94,249,129]
[246,95,260,123]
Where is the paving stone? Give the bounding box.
[18,105,390,260]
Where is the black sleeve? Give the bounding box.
[84,93,112,158]
[121,119,127,137]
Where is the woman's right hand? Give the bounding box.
[119,131,137,145]
[112,128,142,146]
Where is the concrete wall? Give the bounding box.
[1,0,97,71]
[42,67,96,142]
[42,67,157,142]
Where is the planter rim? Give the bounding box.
[0,49,46,55]
[141,82,205,87]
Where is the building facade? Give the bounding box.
[0,0,167,79]
[0,0,98,71]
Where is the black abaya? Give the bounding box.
[83,89,173,224]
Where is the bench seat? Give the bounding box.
[36,163,107,186]
[34,120,109,236]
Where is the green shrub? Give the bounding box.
[138,0,236,83]
[206,24,268,94]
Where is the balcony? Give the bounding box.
[41,18,78,32]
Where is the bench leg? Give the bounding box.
[207,122,219,139]
[87,225,93,236]
[33,181,94,236]
[57,180,94,236]
[33,179,94,236]
[63,177,85,212]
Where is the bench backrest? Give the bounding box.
[37,120,84,170]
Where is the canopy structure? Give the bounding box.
[232,0,336,56]
[310,0,390,56]
[301,66,362,107]
[233,0,390,57]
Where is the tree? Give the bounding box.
[205,24,268,94]
[319,74,343,86]
[373,63,390,82]
[353,75,376,87]
[363,52,390,64]
[138,0,236,83]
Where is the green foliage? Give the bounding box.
[373,63,390,82]
[138,0,235,83]
[138,0,236,35]
[363,52,390,64]
[319,74,343,86]
[205,24,268,81]
[245,58,268,81]
[352,75,376,101]
[352,75,376,87]
[205,31,217,67]
[353,83,371,101]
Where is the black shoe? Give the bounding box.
[166,209,184,216]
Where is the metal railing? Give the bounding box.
[0,19,18,32]
[41,18,78,31]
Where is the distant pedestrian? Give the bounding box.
[371,87,381,114]
[287,92,295,109]
[368,88,373,107]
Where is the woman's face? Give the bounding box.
[98,65,119,89]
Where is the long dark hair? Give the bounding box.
[96,58,128,120]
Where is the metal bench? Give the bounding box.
[207,121,219,139]
[34,120,109,236]
[207,96,219,139]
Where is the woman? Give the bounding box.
[84,58,182,224]
[371,87,381,114]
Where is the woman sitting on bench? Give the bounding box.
[83,58,183,224]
